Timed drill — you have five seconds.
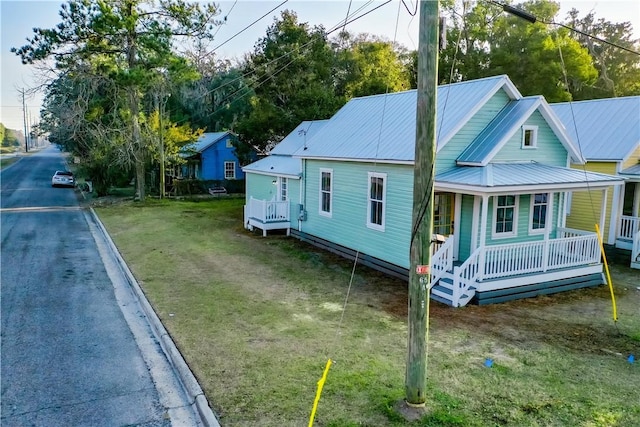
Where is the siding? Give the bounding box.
[492,110,568,167]
[483,193,561,246]
[566,162,616,241]
[202,137,244,180]
[436,90,511,174]
[245,173,279,202]
[302,160,414,268]
[458,195,475,259]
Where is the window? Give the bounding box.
[367,172,386,231]
[224,161,236,179]
[522,125,538,148]
[225,138,233,148]
[319,169,332,217]
[493,195,517,237]
[279,177,288,201]
[530,193,548,233]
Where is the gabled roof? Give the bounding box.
[435,161,625,194]
[242,155,302,178]
[457,97,583,166]
[270,120,329,155]
[621,163,640,177]
[243,120,330,178]
[187,131,231,153]
[551,96,640,162]
[294,75,522,162]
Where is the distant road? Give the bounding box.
[1,146,199,426]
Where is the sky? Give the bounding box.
[1,0,639,131]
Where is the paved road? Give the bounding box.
[1,147,201,426]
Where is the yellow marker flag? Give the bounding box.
[308,359,332,427]
[595,224,618,322]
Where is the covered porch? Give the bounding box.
[430,162,625,307]
[616,167,640,268]
[244,197,291,237]
[430,228,603,307]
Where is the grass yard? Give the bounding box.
[95,197,640,427]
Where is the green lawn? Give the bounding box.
[96,198,640,427]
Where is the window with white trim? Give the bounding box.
[367,172,386,231]
[522,125,538,148]
[529,193,548,233]
[319,168,332,217]
[226,138,233,148]
[493,195,518,237]
[279,177,288,201]
[224,161,236,179]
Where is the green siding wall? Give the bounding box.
[458,195,475,259]
[483,193,561,246]
[492,111,568,166]
[302,160,414,268]
[245,173,278,203]
[436,90,511,174]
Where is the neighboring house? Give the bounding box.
[181,131,246,181]
[551,97,640,269]
[243,75,625,307]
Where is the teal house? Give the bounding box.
[243,75,625,307]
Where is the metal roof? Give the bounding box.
[269,120,329,155]
[621,163,640,176]
[242,155,301,178]
[294,75,521,162]
[457,97,541,165]
[185,131,230,153]
[435,161,624,194]
[551,96,640,161]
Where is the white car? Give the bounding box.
[51,170,75,187]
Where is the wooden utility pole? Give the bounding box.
[20,88,28,153]
[405,0,439,407]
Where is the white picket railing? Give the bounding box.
[619,215,640,240]
[430,236,454,287]
[632,231,640,268]
[248,197,290,223]
[451,248,481,306]
[482,234,599,280]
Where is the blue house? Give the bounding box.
[182,131,246,181]
[243,75,625,307]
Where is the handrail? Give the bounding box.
[451,247,481,307]
[248,197,290,223]
[619,215,640,240]
[430,237,454,287]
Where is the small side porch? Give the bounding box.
[616,215,640,269]
[429,228,604,307]
[244,197,291,237]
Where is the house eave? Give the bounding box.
[435,179,626,195]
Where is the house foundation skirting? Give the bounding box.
[290,230,409,281]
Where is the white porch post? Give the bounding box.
[599,188,608,237]
[634,182,640,217]
[471,196,480,252]
[478,195,489,280]
[542,192,554,272]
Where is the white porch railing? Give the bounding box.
[482,233,600,280]
[248,197,290,223]
[429,230,601,306]
[618,215,640,240]
[632,231,640,269]
[430,236,454,286]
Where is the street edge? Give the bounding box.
[88,207,221,427]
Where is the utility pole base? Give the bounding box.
[394,399,429,421]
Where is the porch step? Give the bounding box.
[474,273,604,305]
[431,278,475,308]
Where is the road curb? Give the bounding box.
[89,207,221,427]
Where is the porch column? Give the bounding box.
[599,188,608,238]
[634,182,640,217]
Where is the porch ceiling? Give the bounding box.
[435,161,625,195]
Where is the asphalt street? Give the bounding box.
[1,146,205,426]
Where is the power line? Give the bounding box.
[212,0,288,52]
[486,0,640,56]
